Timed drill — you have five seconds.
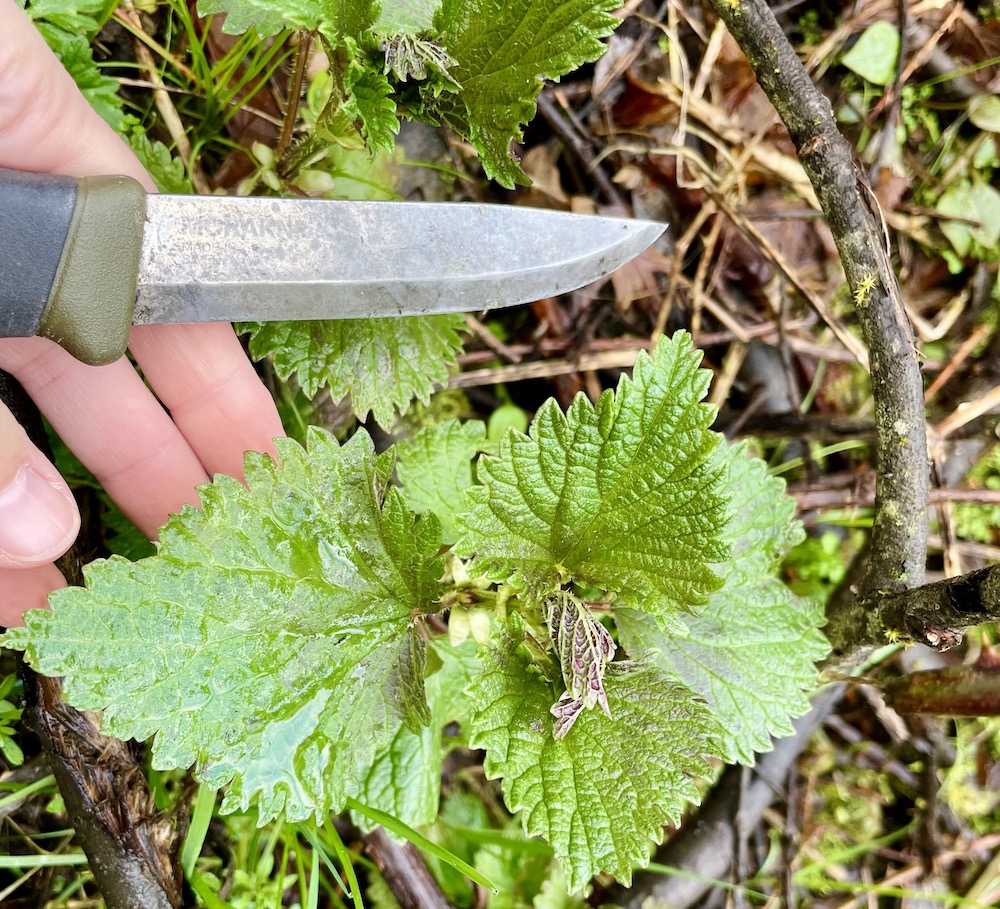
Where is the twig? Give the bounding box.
[276,32,312,160]
[462,314,523,363]
[932,384,1000,440]
[924,323,991,404]
[706,0,929,599]
[827,565,1000,662]
[536,94,623,206]
[113,78,286,128]
[710,190,870,367]
[111,9,196,83]
[794,484,1000,513]
[591,0,672,97]
[448,349,643,388]
[363,828,453,909]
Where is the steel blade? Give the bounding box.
[133,196,665,324]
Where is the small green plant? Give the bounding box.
[3,334,828,892]
[784,530,857,601]
[954,444,1000,544]
[0,673,24,767]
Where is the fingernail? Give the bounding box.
[0,466,78,562]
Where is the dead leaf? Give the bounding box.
[609,245,672,308]
[521,144,569,204]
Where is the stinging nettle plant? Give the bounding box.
[3,334,828,891]
[7,0,830,895]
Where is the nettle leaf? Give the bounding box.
[615,444,829,764]
[54,35,125,130]
[317,40,401,153]
[346,66,399,154]
[396,419,487,543]
[241,315,465,429]
[23,0,125,132]
[197,0,378,38]
[470,619,715,891]
[432,0,621,187]
[545,590,615,737]
[358,639,480,827]
[379,32,460,85]
[456,332,730,629]
[17,0,104,34]
[2,429,446,824]
[126,124,195,194]
[377,0,438,33]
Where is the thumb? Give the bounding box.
[0,402,79,568]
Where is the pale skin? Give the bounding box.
[0,1,284,623]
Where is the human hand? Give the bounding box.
[0,1,284,623]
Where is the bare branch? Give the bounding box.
[705,0,929,607]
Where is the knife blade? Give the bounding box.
[0,167,665,366]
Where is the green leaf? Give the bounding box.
[17,0,106,35]
[396,419,487,543]
[197,0,378,38]
[312,37,400,153]
[841,21,899,86]
[615,444,828,764]
[431,0,621,187]
[2,429,445,824]
[29,24,124,130]
[126,125,196,194]
[937,179,1000,258]
[346,65,399,154]
[376,0,439,33]
[969,94,1000,134]
[469,619,715,891]
[241,315,464,429]
[358,639,480,827]
[456,332,729,630]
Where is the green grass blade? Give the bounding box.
[0,853,90,868]
[307,834,320,909]
[644,862,769,901]
[436,821,553,856]
[297,821,350,899]
[180,783,217,878]
[346,796,498,893]
[323,819,364,909]
[0,774,55,812]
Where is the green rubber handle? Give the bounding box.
[0,168,146,365]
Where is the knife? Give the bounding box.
[0,167,665,366]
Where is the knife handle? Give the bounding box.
[0,167,146,365]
